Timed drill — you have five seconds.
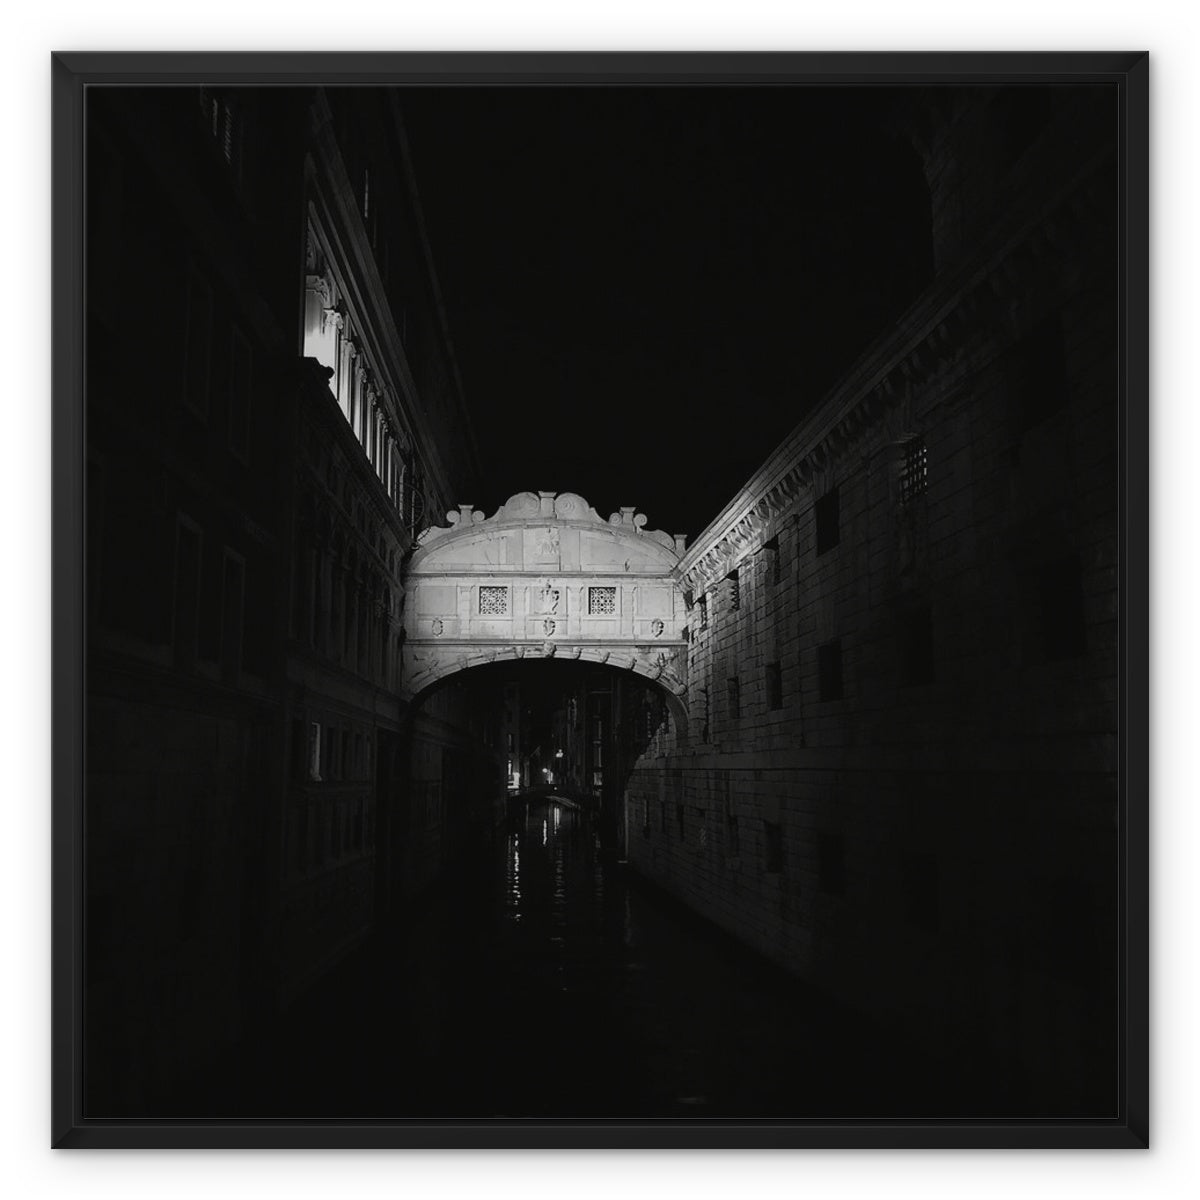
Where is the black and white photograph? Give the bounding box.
[53,52,1145,1146]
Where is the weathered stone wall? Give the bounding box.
[626,86,1119,1111]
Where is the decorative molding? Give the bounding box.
[415,490,683,558]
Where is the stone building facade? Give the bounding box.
[84,86,504,1112]
[624,86,1120,1113]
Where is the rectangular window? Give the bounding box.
[698,594,708,630]
[900,605,935,685]
[818,638,843,701]
[172,517,202,669]
[198,88,242,175]
[1039,555,1087,660]
[763,821,783,874]
[587,586,617,615]
[899,436,928,505]
[763,536,781,585]
[182,270,212,417]
[728,568,740,611]
[815,485,840,556]
[229,326,252,462]
[479,585,508,615]
[818,832,846,895]
[321,723,334,780]
[766,661,783,710]
[308,722,322,782]
[727,676,740,720]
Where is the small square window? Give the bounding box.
[587,586,617,615]
[479,585,508,615]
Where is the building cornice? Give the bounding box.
[676,110,1115,601]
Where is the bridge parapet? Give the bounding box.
[401,491,689,702]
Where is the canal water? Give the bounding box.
[202,799,921,1120]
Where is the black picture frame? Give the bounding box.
[52,50,1148,1149]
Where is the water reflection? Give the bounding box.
[198,796,910,1119]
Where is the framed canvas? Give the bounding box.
[52,50,1148,1148]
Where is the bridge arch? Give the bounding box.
[400,490,690,740]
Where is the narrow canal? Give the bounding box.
[204,799,920,1120]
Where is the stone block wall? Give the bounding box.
[626,89,1119,1112]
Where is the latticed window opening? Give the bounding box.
[588,586,617,615]
[728,569,740,611]
[900,436,928,505]
[479,586,508,615]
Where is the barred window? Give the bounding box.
[479,586,508,615]
[900,436,928,505]
[588,586,617,615]
[728,568,740,611]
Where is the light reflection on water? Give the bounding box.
[224,793,905,1122]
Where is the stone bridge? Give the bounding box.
[401,491,690,727]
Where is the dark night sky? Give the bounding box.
[398,86,933,539]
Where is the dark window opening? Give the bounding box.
[698,594,708,630]
[818,832,846,895]
[763,536,781,585]
[900,605,935,685]
[815,486,840,556]
[728,568,740,611]
[766,661,783,710]
[818,638,843,701]
[1039,554,1088,660]
[764,820,783,874]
